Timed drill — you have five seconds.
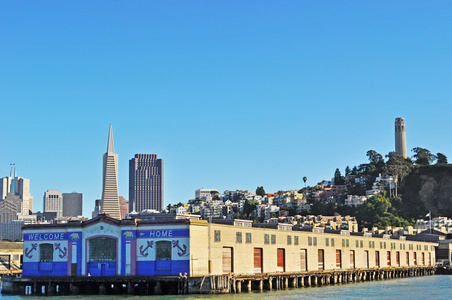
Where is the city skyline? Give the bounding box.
[1,2,452,217]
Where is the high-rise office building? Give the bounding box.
[101,125,121,219]
[395,117,407,158]
[62,192,83,217]
[43,189,63,219]
[0,168,33,217]
[119,196,129,220]
[129,154,164,212]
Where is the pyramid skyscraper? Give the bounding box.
[101,125,121,219]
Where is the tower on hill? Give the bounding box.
[395,117,407,158]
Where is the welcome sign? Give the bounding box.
[24,233,68,241]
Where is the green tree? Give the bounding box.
[412,147,436,165]
[384,151,414,181]
[334,168,344,185]
[367,150,384,165]
[255,186,266,196]
[243,200,258,218]
[436,153,448,165]
[345,166,351,176]
[366,150,385,176]
[351,166,358,175]
[303,176,307,187]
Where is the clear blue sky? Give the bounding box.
[1,2,451,217]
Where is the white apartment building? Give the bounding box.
[43,189,63,219]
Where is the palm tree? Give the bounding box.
[302,176,308,199]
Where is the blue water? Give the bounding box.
[1,275,451,299]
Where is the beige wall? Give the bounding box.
[188,221,437,276]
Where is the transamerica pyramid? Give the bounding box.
[101,125,121,219]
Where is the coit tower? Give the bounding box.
[101,125,121,219]
[395,118,407,158]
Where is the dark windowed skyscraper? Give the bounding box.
[129,154,164,212]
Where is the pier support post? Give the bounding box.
[284,277,288,289]
[99,284,106,295]
[247,280,252,292]
[268,278,272,291]
[127,281,134,295]
[259,280,263,292]
[236,281,241,293]
[154,281,161,295]
[47,283,55,296]
[291,277,297,288]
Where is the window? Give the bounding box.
[246,233,252,244]
[331,238,335,247]
[39,243,53,262]
[360,240,363,248]
[422,253,425,265]
[214,230,221,242]
[326,238,329,246]
[414,252,417,265]
[89,237,116,262]
[369,241,372,248]
[264,234,270,245]
[236,232,242,243]
[308,237,313,246]
[350,250,355,269]
[342,239,345,247]
[287,235,292,245]
[406,252,409,266]
[294,236,299,245]
[380,241,383,248]
[384,242,386,249]
[372,241,375,248]
[271,235,276,245]
[313,237,317,246]
[387,251,391,266]
[156,241,172,261]
[356,240,359,247]
[346,239,349,247]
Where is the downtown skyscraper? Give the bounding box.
[101,125,121,219]
[129,154,164,212]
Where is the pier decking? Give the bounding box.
[1,266,437,296]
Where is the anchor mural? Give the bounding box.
[172,240,188,257]
[54,243,67,258]
[139,241,154,257]
[25,243,38,259]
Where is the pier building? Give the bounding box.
[22,215,436,278]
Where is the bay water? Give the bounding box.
[1,275,451,299]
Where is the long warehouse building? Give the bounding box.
[22,215,437,277]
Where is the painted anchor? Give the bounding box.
[54,243,67,258]
[139,241,154,257]
[172,240,187,257]
[25,243,37,259]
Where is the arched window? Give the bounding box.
[88,237,116,262]
[156,241,171,261]
[39,243,53,262]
